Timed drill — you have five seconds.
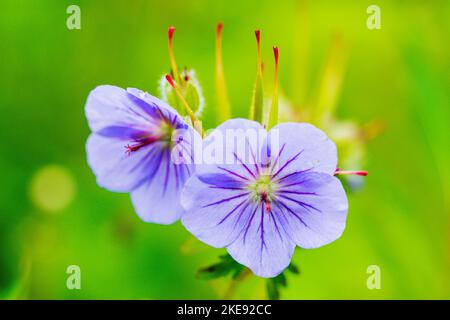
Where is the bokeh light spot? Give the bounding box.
[29,164,76,213]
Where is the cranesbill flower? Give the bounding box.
[85,85,199,224]
[181,119,348,277]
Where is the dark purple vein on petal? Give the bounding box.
[259,204,266,265]
[278,194,322,213]
[277,200,309,228]
[243,204,259,244]
[162,150,171,195]
[173,163,179,190]
[217,199,247,225]
[224,201,253,247]
[274,168,313,184]
[209,186,245,190]
[277,190,318,196]
[271,149,304,179]
[233,152,256,179]
[183,163,192,176]
[233,201,251,230]
[269,210,283,241]
[127,146,157,175]
[155,107,169,124]
[273,203,304,243]
[269,143,286,173]
[202,192,250,208]
[245,136,260,176]
[217,166,249,181]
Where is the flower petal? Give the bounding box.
[126,87,183,127]
[85,85,154,134]
[86,133,164,192]
[274,172,348,249]
[227,203,296,278]
[267,123,337,176]
[131,150,195,224]
[181,174,253,247]
[85,85,186,137]
[198,118,266,179]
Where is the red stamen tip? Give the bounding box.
[255,30,261,45]
[168,26,175,41]
[165,74,175,88]
[273,46,279,63]
[334,169,369,177]
[216,22,223,36]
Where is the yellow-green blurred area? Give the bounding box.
[1,0,449,299]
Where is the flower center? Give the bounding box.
[125,121,175,155]
[248,175,275,212]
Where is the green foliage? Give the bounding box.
[196,254,245,281]
[266,263,300,300]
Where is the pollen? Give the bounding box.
[124,121,175,156]
[248,175,275,212]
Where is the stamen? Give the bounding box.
[255,30,263,76]
[334,169,368,176]
[125,136,159,155]
[250,29,264,123]
[215,22,231,122]
[267,46,279,129]
[165,74,203,135]
[168,26,180,82]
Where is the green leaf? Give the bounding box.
[266,278,280,300]
[196,254,245,280]
[287,262,300,274]
[266,263,301,299]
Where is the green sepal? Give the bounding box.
[159,69,205,118]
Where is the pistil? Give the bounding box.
[168,26,181,83]
[334,169,368,176]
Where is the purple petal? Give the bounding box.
[267,123,337,176]
[181,175,257,248]
[131,151,194,224]
[126,88,187,129]
[86,133,164,192]
[273,172,348,249]
[197,173,245,189]
[85,86,187,138]
[198,118,265,179]
[227,203,296,278]
[85,85,155,135]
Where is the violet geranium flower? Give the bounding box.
[181,119,348,277]
[85,85,199,224]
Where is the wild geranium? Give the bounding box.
[85,25,206,224]
[181,28,367,279]
[85,86,200,224]
[182,119,348,277]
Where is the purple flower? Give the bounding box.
[85,85,199,224]
[181,119,348,277]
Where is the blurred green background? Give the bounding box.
[1,0,449,299]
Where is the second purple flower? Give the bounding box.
[181,119,348,277]
[85,85,200,224]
